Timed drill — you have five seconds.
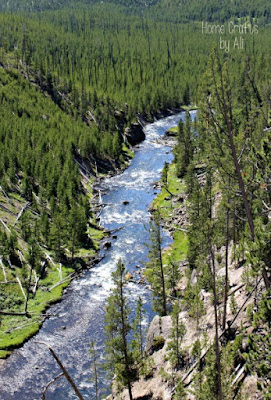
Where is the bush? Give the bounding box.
[152,336,165,352]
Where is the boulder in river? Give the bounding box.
[165,126,178,137]
[123,200,129,205]
[103,241,111,249]
[125,272,134,282]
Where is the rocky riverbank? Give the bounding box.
[107,157,267,400]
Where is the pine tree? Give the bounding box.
[104,259,135,400]
[201,49,270,289]
[132,296,145,362]
[175,112,194,178]
[166,300,186,369]
[145,209,167,316]
[49,215,66,261]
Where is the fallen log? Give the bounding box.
[0,259,7,283]
[13,202,31,226]
[35,341,84,400]
[42,373,64,400]
[228,283,245,297]
[0,310,29,316]
[0,218,11,233]
[49,273,74,291]
[16,276,27,300]
[33,272,40,296]
[175,227,189,233]
[106,225,126,235]
[0,186,12,204]
[0,204,14,215]
[231,363,246,386]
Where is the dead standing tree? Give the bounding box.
[203,50,270,290]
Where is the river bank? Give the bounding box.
[108,142,267,400]
[0,112,187,400]
[0,104,189,360]
[0,179,106,359]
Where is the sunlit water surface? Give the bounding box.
[0,111,196,399]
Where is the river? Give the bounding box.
[0,111,196,400]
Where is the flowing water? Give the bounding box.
[0,111,196,400]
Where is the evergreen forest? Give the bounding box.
[0,0,270,399]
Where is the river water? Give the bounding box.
[0,111,195,400]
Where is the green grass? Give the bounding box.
[87,225,108,252]
[0,138,130,358]
[165,126,178,135]
[122,144,134,159]
[181,104,198,111]
[153,163,185,214]
[0,264,73,355]
[152,161,189,263]
[0,169,108,358]
[163,230,188,264]
[0,350,11,358]
[120,144,135,166]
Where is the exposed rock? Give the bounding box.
[176,276,188,296]
[124,123,145,146]
[217,267,226,277]
[199,289,211,305]
[155,136,176,147]
[165,129,177,137]
[172,195,184,203]
[123,200,130,205]
[145,315,172,355]
[190,269,197,286]
[125,272,134,282]
[103,241,111,249]
[241,374,264,400]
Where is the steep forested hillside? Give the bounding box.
[0,66,110,356]
[154,0,271,23]
[106,48,271,399]
[0,0,270,23]
[0,0,270,397]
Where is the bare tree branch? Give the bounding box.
[34,341,84,400]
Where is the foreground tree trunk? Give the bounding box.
[222,200,230,331]
[210,249,223,400]
[207,51,270,290]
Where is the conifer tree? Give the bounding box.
[145,209,167,316]
[132,296,145,361]
[175,112,194,178]
[166,300,186,369]
[105,259,135,400]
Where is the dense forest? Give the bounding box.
[0,0,270,398]
[102,47,271,398]
[0,0,270,23]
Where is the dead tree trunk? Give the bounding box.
[35,341,84,400]
[222,199,230,330]
[210,249,223,400]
